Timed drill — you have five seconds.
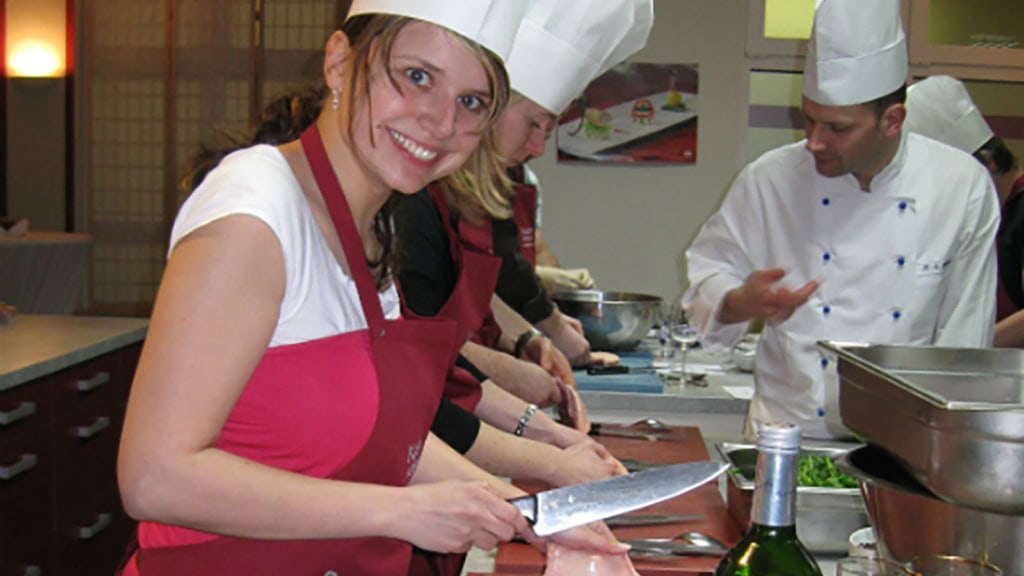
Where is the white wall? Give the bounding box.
[532,0,750,303]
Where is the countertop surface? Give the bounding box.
[0,314,149,390]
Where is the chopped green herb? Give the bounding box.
[797,454,858,488]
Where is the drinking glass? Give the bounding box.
[837,556,912,576]
[904,556,1002,576]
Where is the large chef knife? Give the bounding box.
[508,460,729,536]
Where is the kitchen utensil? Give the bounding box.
[836,556,912,576]
[820,340,1024,514]
[553,290,662,351]
[589,428,661,441]
[620,531,729,556]
[835,445,1023,576]
[716,441,868,554]
[629,417,670,430]
[618,458,670,472]
[508,460,729,536]
[585,364,655,375]
[624,540,728,558]
[604,513,701,527]
[904,555,1003,576]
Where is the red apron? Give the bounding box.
[511,181,538,266]
[423,184,502,410]
[133,126,459,575]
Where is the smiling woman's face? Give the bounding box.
[349,21,494,195]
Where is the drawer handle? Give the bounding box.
[75,371,110,392]
[0,453,38,480]
[0,401,36,426]
[77,512,112,540]
[75,416,111,439]
[23,567,41,576]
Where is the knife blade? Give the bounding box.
[618,458,671,472]
[604,513,701,527]
[508,460,729,536]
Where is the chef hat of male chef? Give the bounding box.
[905,76,993,154]
[504,0,654,114]
[802,0,908,107]
[346,0,525,62]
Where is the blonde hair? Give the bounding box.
[440,91,536,222]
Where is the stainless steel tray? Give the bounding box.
[716,442,867,553]
[820,340,1024,515]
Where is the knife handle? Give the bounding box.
[586,365,629,375]
[507,495,537,525]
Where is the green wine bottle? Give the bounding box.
[715,423,822,576]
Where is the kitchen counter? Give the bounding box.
[0,314,149,390]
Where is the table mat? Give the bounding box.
[494,426,740,575]
[573,349,663,394]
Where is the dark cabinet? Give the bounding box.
[0,343,141,576]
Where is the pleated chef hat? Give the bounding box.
[504,0,654,114]
[905,76,993,154]
[346,0,526,62]
[802,0,908,106]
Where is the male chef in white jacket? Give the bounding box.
[683,0,999,439]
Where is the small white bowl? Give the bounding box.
[848,526,878,558]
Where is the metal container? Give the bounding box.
[836,445,1024,575]
[819,341,1024,515]
[716,442,868,553]
[552,290,661,351]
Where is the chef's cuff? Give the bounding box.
[686,274,749,350]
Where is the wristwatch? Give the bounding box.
[513,327,543,358]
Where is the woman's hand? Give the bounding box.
[497,358,562,407]
[523,334,578,385]
[539,522,627,555]
[535,314,591,368]
[543,440,626,487]
[396,480,530,553]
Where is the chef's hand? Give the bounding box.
[543,439,627,487]
[536,266,596,293]
[398,481,529,553]
[721,268,818,325]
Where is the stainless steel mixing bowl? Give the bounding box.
[552,290,662,351]
[836,446,1024,576]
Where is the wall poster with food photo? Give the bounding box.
[556,63,699,164]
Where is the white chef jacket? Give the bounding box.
[683,130,998,439]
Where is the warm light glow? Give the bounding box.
[9,42,63,77]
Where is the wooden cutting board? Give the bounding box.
[493,425,741,575]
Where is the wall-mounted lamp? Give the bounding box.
[9,41,63,77]
[6,0,68,78]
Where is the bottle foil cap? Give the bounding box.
[757,422,802,451]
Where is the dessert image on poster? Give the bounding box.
[557,63,699,164]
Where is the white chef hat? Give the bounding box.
[905,75,993,154]
[346,0,526,62]
[504,0,654,114]
[802,0,908,106]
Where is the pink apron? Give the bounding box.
[131,126,459,575]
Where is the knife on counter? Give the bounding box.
[605,513,702,527]
[508,461,729,536]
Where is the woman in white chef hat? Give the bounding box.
[117,1,626,574]
[905,75,1024,347]
[397,0,653,444]
[684,0,998,440]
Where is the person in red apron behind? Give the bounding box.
[399,0,653,437]
[116,2,626,575]
[904,75,1024,347]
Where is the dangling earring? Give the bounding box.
[331,89,340,110]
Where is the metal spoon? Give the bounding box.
[620,531,729,556]
[629,417,670,431]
